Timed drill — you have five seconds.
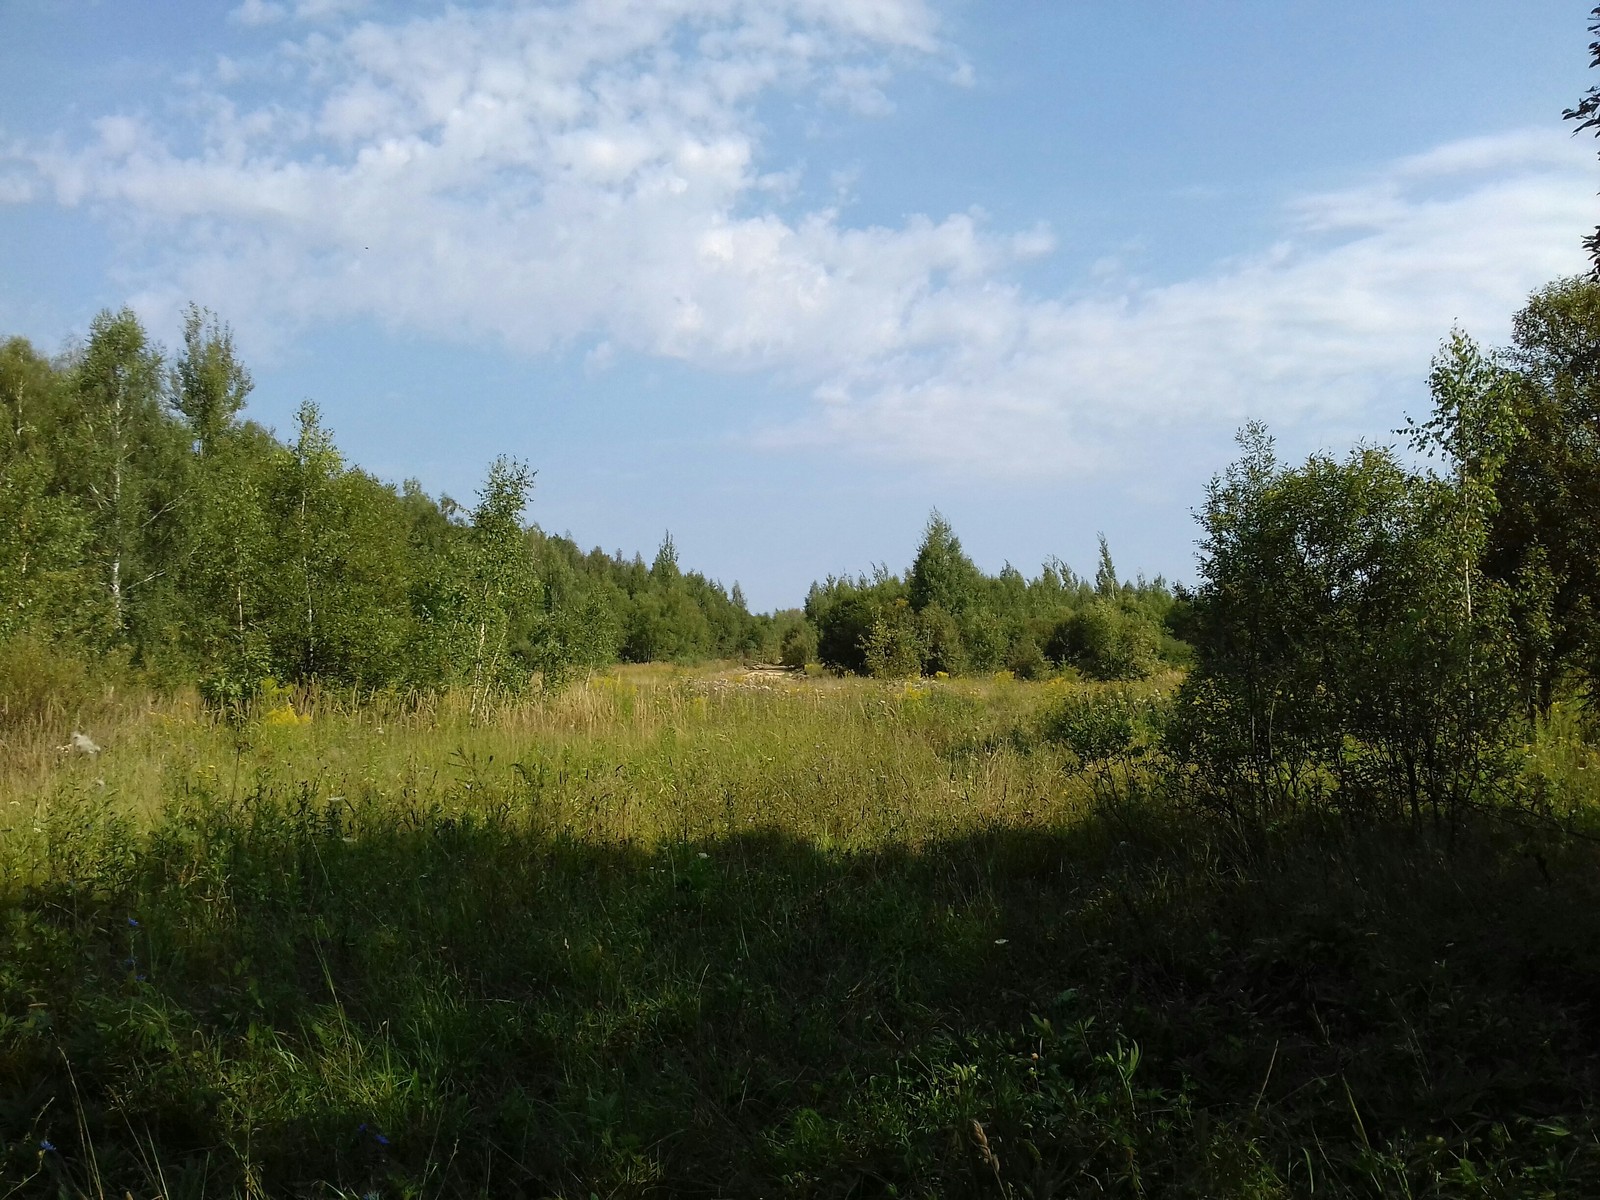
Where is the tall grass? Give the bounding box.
[2,666,1598,1196]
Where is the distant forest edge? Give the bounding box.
[0,305,1190,707]
[5,268,1600,731]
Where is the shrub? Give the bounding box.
[811,590,880,674]
[779,623,817,670]
[1038,690,1148,766]
[863,601,924,678]
[1046,602,1159,681]
[198,639,274,727]
[1173,417,1525,824]
[1005,636,1053,681]
[916,603,965,675]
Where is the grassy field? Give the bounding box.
[3,666,1600,1197]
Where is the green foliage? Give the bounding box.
[452,457,540,709]
[0,453,95,643]
[808,574,900,673]
[863,597,925,678]
[0,306,783,711]
[908,510,982,615]
[1038,688,1156,766]
[522,532,769,668]
[917,601,965,675]
[1173,407,1525,823]
[67,308,174,643]
[1485,277,1600,712]
[170,303,251,456]
[1004,631,1053,681]
[809,515,1181,679]
[779,620,816,669]
[175,427,274,680]
[957,605,1007,672]
[0,338,96,642]
[1047,600,1161,681]
[1094,531,1120,597]
[196,640,274,728]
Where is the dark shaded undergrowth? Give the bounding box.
[3,782,1600,1197]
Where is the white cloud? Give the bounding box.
[231,0,366,26]
[0,173,35,204]
[292,0,369,22]
[229,0,286,27]
[6,1,1596,477]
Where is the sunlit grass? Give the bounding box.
[2,665,1180,852]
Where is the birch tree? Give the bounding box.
[457,457,539,715]
[71,308,166,641]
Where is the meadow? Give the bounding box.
[3,666,1600,1198]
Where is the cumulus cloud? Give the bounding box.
[5,1,1596,475]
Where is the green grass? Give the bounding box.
[2,667,1599,1196]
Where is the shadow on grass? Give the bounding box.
[4,791,1600,1197]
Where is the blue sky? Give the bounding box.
[3,1,1596,610]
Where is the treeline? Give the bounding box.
[0,302,1198,706]
[1173,276,1600,823]
[0,306,771,710]
[789,519,1188,680]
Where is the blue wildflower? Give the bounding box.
[127,917,139,928]
[40,1139,55,1153]
[374,1132,390,1147]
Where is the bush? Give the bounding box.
[1046,603,1159,681]
[916,603,964,675]
[863,601,924,678]
[198,639,274,728]
[1038,690,1149,766]
[1005,636,1053,681]
[812,591,880,674]
[779,623,817,670]
[1173,421,1525,823]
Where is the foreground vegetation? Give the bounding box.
[1,667,1598,1197]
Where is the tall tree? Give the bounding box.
[0,339,95,640]
[171,304,252,457]
[1486,277,1600,710]
[168,307,269,676]
[457,457,540,713]
[1093,534,1119,597]
[1175,410,1522,824]
[69,308,168,640]
[908,511,980,615]
[266,400,345,678]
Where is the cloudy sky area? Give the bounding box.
[2,1,1596,609]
